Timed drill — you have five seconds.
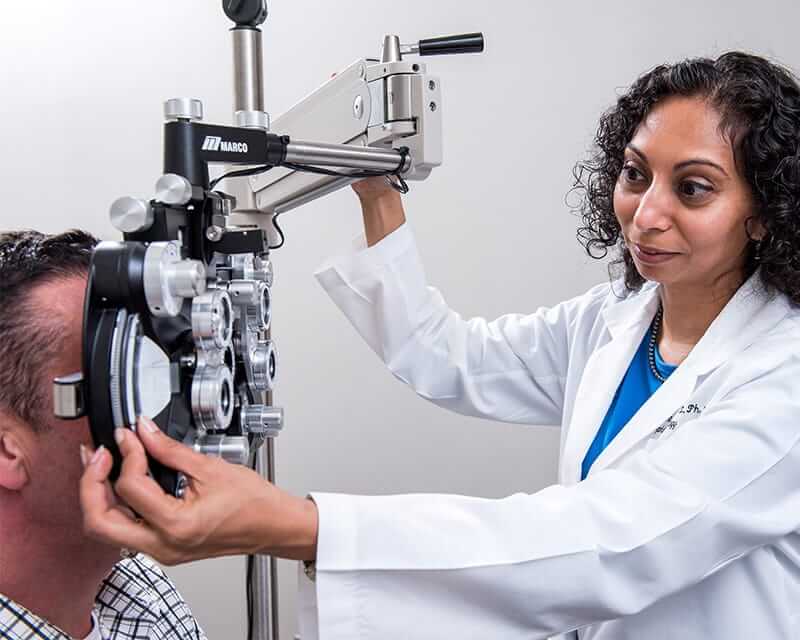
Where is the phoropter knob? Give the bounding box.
[242,404,284,437]
[155,173,194,206]
[164,98,204,122]
[110,197,154,233]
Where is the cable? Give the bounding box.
[208,147,411,251]
[282,163,410,195]
[268,211,285,250]
[385,173,410,194]
[209,164,273,191]
[282,162,386,179]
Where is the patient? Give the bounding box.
[0,230,205,639]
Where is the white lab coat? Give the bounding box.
[298,223,800,640]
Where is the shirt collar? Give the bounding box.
[94,559,159,638]
[85,612,105,640]
[0,593,79,640]
[0,559,161,640]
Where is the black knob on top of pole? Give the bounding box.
[222,0,268,27]
[418,32,484,56]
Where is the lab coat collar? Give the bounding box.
[599,269,786,376]
[679,270,787,376]
[560,270,789,484]
[599,279,660,340]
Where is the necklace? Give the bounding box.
[648,305,666,383]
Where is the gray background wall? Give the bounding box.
[2,1,798,638]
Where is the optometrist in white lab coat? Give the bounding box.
[293,94,800,639]
[79,61,800,640]
[299,221,800,640]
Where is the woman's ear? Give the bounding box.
[0,428,30,491]
[745,215,766,242]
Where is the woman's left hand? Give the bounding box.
[79,417,318,565]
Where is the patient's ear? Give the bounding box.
[0,425,30,491]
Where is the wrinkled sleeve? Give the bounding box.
[315,223,600,425]
[298,354,800,638]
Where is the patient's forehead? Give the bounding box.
[27,275,86,371]
[29,275,86,324]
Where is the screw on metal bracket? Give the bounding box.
[206,225,225,242]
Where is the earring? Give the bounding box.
[753,236,765,262]
[744,217,765,262]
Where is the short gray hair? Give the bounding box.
[0,230,97,430]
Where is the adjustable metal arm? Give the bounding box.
[158,103,410,192]
[222,27,483,225]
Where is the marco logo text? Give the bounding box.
[201,136,249,153]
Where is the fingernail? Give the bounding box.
[90,445,105,466]
[80,444,89,468]
[139,417,159,434]
[114,428,126,446]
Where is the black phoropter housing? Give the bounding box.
[67,121,291,494]
[82,242,194,494]
[163,121,288,198]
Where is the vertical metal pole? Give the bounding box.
[233,28,265,113]
[232,23,279,640]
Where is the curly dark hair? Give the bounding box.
[572,51,800,301]
[0,229,97,430]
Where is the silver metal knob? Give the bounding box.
[230,255,273,285]
[142,242,207,317]
[110,197,154,233]
[193,435,250,466]
[53,371,85,419]
[235,110,270,130]
[251,339,276,391]
[242,405,284,437]
[381,34,402,63]
[164,98,204,122]
[192,289,234,351]
[169,260,207,298]
[155,173,193,206]
[253,257,274,286]
[257,282,271,331]
[191,365,234,432]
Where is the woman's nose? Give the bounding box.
[632,182,672,232]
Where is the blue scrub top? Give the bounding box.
[581,320,677,480]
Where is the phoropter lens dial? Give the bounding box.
[192,289,234,351]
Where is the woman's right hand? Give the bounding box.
[351,177,407,246]
[79,418,318,565]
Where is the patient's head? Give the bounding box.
[0,229,118,561]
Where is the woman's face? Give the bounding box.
[613,95,759,292]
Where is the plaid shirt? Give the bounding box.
[0,555,206,640]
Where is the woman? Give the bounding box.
[81,52,800,639]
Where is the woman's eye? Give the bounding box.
[679,180,713,198]
[622,164,644,183]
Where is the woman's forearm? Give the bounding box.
[353,178,407,246]
[361,191,406,246]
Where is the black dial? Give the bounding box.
[222,0,267,27]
